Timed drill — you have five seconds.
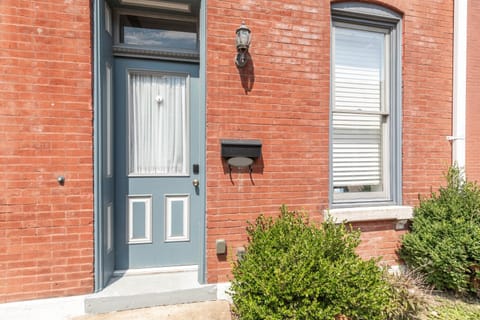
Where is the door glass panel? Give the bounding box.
[128,71,189,176]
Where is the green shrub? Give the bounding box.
[230,205,393,320]
[400,165,480,295]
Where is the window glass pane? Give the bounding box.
[334,27,385,113]
[332,26,387,198]
[128,72,189,176]
[120,15,198,51]
[332,113,382,193]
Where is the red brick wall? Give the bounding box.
[0,1,93,302]
[206,0,453,283]
[0,0,455,299]
[206,0,330,283]
[401,1,453,202]
[354,221,408,266]
[466,0,480,183]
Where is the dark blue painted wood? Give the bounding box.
[94,0,115,290]
[114,58,201,269]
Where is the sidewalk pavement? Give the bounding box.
[73,301,233,320]
[72,300,232,320]
[0,296,232,320]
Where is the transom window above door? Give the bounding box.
[113,9,199,61]
[119,14,198,51]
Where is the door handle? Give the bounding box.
[192,179,200,187]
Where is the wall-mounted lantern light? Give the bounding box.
[235,22,251,68]
[221,139,262,172]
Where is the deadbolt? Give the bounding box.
[192,179,200,187]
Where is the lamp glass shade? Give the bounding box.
[236,23,251,50]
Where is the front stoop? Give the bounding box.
[84,266,217,314]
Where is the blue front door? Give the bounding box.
[114,58,202,270]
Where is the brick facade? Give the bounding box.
[467,0,480,183]
[0,0,93,302]
[401,1,453,201]
[206,0,330,283]
[205,0,453,283]
[0,0,465,302]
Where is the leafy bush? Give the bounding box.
[230,205,393,320]
[400,165,480,295]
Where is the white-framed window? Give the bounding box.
[330,2,402,206]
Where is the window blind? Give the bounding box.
[332,27,386,190]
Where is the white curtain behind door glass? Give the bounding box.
[128,72,188,176]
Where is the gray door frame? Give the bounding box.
[93,0,206,291]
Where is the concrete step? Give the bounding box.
[84,266,217,314]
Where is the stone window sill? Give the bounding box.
[324,206,413,229]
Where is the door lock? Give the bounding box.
[192,179,200,187]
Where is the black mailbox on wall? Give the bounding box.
[221,139,262,170]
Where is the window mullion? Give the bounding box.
[332,109,389,116]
